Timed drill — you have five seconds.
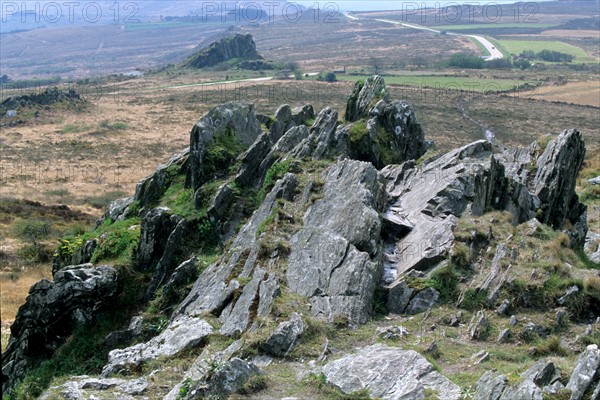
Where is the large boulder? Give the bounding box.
[322,344,462,399]
[184,33,262,69]
[566,344,600,400]
[2,265,118,391]
[40,376,148,399]
[101,315,213,377]
[261,313,305,357]
[533,129,587,244]
[287,160,386,324]
[136,207,181,271]
[380,141,516,275]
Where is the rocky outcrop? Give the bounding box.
[474,360,565,400]
[380,141,513,276]
[188,101,261,190]
[184,33,262,69]
[322,344,462,399]
[566,344,600,400]
[345,75,387,122]
[533,129,587,244]
[182,358,262,399]
[343,76,427,167]
[2,264,118,392]
[164,340,244,400]
[174,174,297,334]
[41,376,148,399]
[287,160,386,324]
[0,88,81,112]
[101,315,213,377]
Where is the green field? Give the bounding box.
[497,40,596,63]
[336,75,538,92]
[436,23,556,31]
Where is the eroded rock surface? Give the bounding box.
[2,265,118,392]
[322,344,462,399]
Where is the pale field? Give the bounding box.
[523,81,600,107]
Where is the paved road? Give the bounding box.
[346,13,504,61]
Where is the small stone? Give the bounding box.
[509,315,518,326]
[497,299,510,316]
[497,329,511,343]
[471,350,490,364]
[557,285,579,305]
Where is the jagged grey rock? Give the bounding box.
[104,315,143,350]
[53,238,98,273]
[220,267,267,336]
[132,148,190,211]
[521,322,548,341]
[404,287,440,315]
[136,207,181,272]
[468,311,490,341]
[2,265,118,392]
[521,360,560,388]
[188,101,261,190]
[497,329,511,343]
[380,141,521,275]
[345,75,387,122]
[322,344,462,399]
[40,376,148,399]
[101,315,212,377]
[566,344,600,400]
[292,104,315,125]
[174,174,296,331]
[589,176,600,185]
[376,326,409,340]
[261,313,304,357]
[287,160,385,324]
[533,129,587,244]
[386,280,414,314]
[183,358,262,399]
[164,340,244,400]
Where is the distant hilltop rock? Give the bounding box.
[0,88,81,112]
[183,33,262,69]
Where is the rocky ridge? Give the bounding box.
[183,33,263,69]
[2,76,598,399]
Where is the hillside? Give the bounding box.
[2,76,600,400]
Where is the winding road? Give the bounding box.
[346,13,504,61]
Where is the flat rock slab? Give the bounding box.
[102,315,212,376]
[322,344,461,400]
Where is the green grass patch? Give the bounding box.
[496,40,595,63]
[256,160,292,205]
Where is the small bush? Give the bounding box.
[584,276,600,300]
[535,335,569,356]
[460,288,488,311]
[239,374,268,394]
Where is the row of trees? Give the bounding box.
[519,49,575,63]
